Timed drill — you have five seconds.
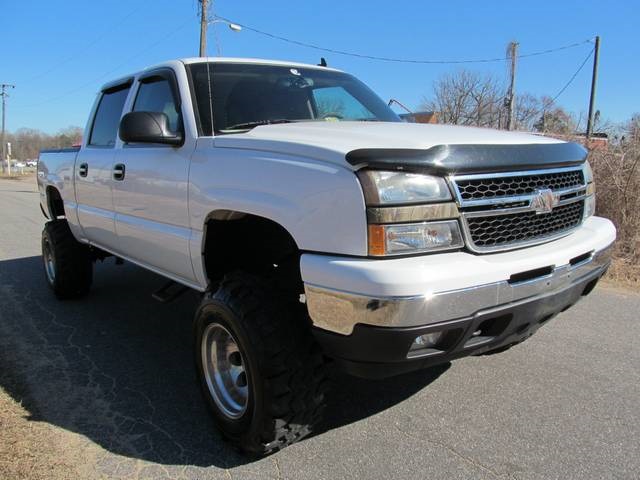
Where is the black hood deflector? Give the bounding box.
[346,142,588,174]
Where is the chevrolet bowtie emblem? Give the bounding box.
[531,188,558,214]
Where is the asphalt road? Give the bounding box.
[0,176,639,480]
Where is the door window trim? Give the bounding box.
[124,68,185,148]
[86,77,134,149]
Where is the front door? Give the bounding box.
[112,69,196,284]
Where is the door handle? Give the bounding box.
[113,163,126,181]
[78,163,88,177]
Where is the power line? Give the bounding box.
[517,41,593,61]
[548,47,595,104]
[215,15,593,65]
[538,46,595,134]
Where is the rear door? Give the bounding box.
[75,79,132,250]
[112,68,196,284]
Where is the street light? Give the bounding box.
[204,18,242,56]
[209,19,242,32]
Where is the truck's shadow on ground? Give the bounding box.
[0,255,449,468]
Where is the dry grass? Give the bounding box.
[603,258,640,292]
[589,138,640,285]
[0,387,86,480]
[0,175,27,180]
[0,173,36,182]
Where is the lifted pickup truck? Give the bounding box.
[38,57,616,454]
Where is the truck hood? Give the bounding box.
[214,121,587,174]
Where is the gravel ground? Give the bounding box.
[0,176,638,479]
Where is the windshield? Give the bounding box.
[187,62,401,134]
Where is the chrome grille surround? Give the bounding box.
[450,166,589,253]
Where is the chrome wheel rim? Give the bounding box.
[43,239,56,285]
[201,322,249,419]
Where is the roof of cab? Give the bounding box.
[180,57,343,72]
[99,57,343,93]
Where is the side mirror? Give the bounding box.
[119,111,183,146]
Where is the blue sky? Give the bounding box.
[2,0,638,133]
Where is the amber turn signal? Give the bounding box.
[368,225,386,256]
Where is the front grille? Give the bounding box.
[456,170,584,201]
[466,201,584,249]
[451,166,589,252]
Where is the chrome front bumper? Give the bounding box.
[305,242,613,335]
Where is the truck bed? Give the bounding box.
[37,147,80,219]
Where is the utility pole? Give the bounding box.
[1,83,16,175]
[586,36,600,139]
[199,0,209,57]
[506,41,518,131]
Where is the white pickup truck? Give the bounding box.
[38,57,616,454]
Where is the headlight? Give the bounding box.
[584,194,596,219]
[583,160,594,184]
[368,220,463,256]
[357,170,462,255]
[357,171,452,205]
[583,161,595,219]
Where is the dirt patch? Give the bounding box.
[0,386,88,480]
[0,173,36,181]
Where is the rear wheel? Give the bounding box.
[194,271,328,455]
[41,220,92,299]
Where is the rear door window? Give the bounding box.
[89,86,130,147]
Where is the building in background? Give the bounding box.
[399,111,439,124]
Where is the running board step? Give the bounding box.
[152,280,189,303]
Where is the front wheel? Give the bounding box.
[194,271,328,455]
[42,220,92,299]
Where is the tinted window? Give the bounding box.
[133,79,181,132]
[313,86,375,120]
[188,63,400,135]
[89,86,130,146]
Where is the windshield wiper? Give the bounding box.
[224,119,296,131]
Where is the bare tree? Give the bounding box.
[54,126,83,148]
[421,70,505,128]
[5,126,83,161]
[533,98,576,135]
[421,71,600,134]
[514,93,543,132]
